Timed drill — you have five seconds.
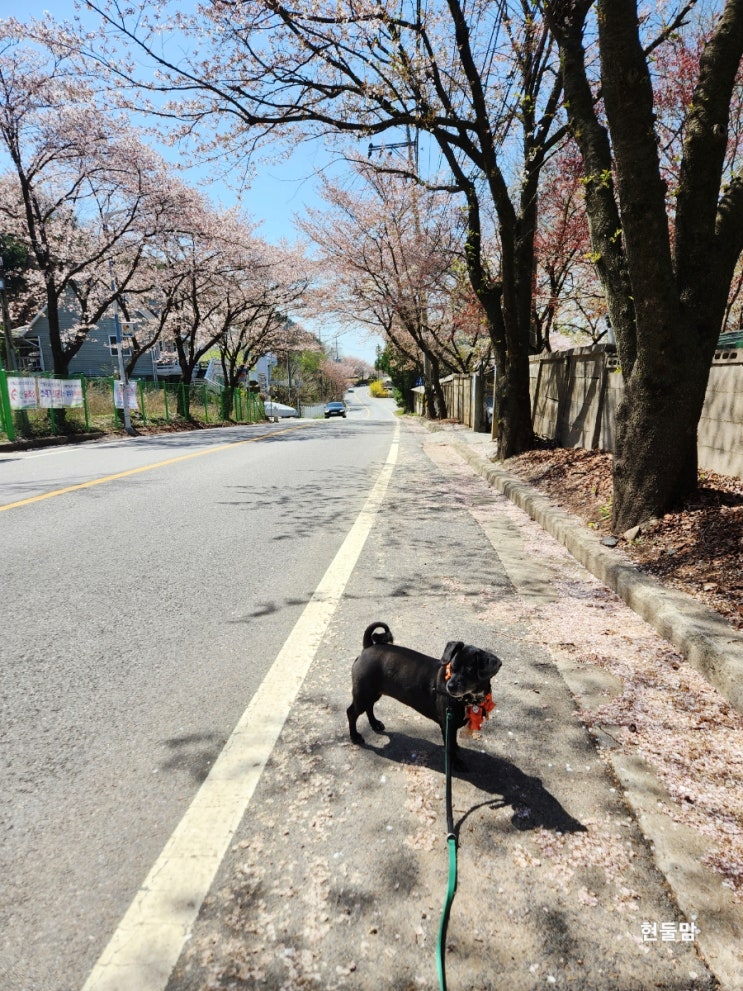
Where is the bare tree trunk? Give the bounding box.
[612,342,708,531]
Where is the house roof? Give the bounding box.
[12,294,158,339]
[13,305,46,338]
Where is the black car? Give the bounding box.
[324,401,347,419]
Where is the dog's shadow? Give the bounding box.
[359,732,587,836]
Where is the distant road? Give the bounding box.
[0,417,397,991]
[343,384,399,421]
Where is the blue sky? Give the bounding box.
[1,0,383,365]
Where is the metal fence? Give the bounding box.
[0,371,266,443]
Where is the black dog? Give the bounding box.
[347,622,502,768]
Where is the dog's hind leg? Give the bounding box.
[347,696,386,743]
[347,702,365,744]
[366,704,385,735]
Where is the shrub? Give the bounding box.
[369,379,390,398]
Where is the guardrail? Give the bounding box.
[0,370,265,443]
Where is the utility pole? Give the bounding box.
[109,261,135,436]
[99,209,136,436]
[101,218,136,436]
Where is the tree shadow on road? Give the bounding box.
[158,731,226,783]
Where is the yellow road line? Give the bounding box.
[0,423,311,513]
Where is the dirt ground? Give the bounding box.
[501,447,743,632]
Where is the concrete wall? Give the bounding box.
[698,359,743,477]
[445,373,475,426]
[412,372,481,426]
[530,346,742,479]
[531,345,620,450]
[416,346,743,479]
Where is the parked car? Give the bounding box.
[324,401,347,419]
[264,401,299,418]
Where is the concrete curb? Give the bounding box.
[0,431,105,453]
[447,434,743,719]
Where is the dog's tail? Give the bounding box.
[362,622,394,649]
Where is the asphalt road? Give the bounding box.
[0,389,399,991]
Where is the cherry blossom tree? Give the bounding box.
[216,240,312,416]
[299,161,487,418]
[269,319,320,407]
[651,11,743,337]
[0,21,186,384]
[76,0,568,453]
[543,0,743,530]
[0,14,318,435]
[314,355,374,401]
[0,227,40,334]
[532,144,598,350]
[123,193,308,418]
[138,205,256,415]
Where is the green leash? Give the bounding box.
[436,705,458,991]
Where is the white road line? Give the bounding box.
[24,447,79,458]
[81,425,400,991]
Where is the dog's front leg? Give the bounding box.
[440,723,468,772]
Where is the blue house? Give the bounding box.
[13,294,179,379]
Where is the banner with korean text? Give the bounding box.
[8,377,85,410]
[7,377,38,410]
[38,378,84,409]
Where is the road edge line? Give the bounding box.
[0,423,311,512]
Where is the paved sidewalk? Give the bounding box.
[425,422,743,989]
[160,420,741,991]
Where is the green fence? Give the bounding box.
[0,370,266,443]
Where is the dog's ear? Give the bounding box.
[477,650,502,679]
[442,641,464,664]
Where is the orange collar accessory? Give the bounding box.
[465,694,496,733]
[444,664,496,733]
